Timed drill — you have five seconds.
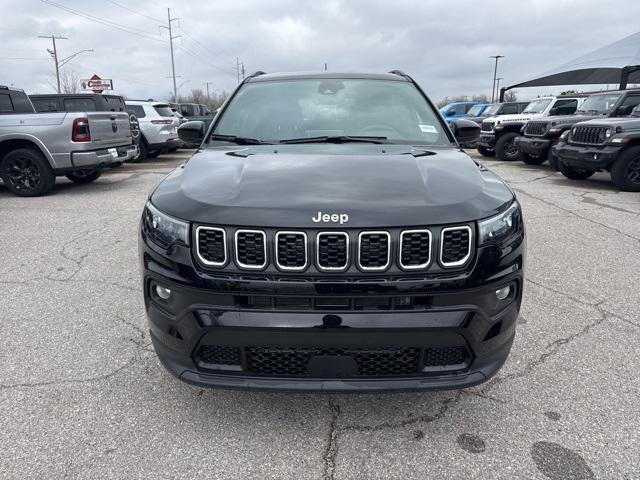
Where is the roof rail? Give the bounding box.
[244,71,267,82]
[388,70,410,79]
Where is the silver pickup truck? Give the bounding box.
[0,85,137,196]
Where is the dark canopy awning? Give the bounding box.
[500,31,640,100]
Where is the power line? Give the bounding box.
[178,27,234,62]
[104,0,163,23]
[177,44,236,76]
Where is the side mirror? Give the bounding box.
[450,118,480,145]
[178,121,205,145]
[616,105,633,116]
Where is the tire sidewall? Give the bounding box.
[610,146,640,192]
[496,132,521,161]
[0,148,55,197]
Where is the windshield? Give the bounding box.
[213,78,451,145]
[482,104,500,116]
[576,93,621,114]
[467,105,484,116]
[523,99,552,114]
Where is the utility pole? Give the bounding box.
[495,77,503,100]
[203,81,213,103]
[241,62,245,80]
[39,34,67,94]
[324,63,328,71]
[160,8,180,100]
[236,57,240,84]
[490,55,504,103]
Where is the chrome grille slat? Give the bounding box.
[358,231,391,271]
[196,226,227,266]
[571,125,607,145]
[399,229,431,270]
[316,232,349,271]
[440,226,472,267]
[235,229,267,269]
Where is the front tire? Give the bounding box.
[495,132,521,161]
[128,140,147,163]
[610,146,640,192]
[558,160,595,180]
[0,148,55,197]
[520,151,546,165]
[476,145,495,157]
[65,169,102,184]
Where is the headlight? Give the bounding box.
[559,130,570,140]
[142,201,190,247]
[604,128,613,139]
[478,201,522,245]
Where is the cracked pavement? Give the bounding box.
[1,150,639,479]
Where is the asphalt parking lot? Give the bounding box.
[1,149,639,479]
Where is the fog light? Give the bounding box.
[495,286,510,300]
[155,285,171,300]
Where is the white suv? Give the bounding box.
[125,101,180,161]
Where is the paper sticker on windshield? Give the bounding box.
[419,124,437,133]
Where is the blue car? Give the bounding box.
[440,101,486,120]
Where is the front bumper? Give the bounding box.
[140,229,525,392]
[71,144,138,168]
[552,142,622,170]
[515,136,551,157]
[478,133,496,148]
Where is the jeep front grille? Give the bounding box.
[235,230,267,269]
[317,232,349,271]
[399,229,431,269]
[358,231,391,271]
[570,125,607,145]
[194,225,474,273]
[440,226,472,267]
[525,121,547,136]
[481,121,494,132]
[275,231,308,271]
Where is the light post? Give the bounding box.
[490,55,504,103]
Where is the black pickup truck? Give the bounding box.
[516,89,640,169]
[553,104,640,191]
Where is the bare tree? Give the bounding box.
[48,70,80,94]
[167,89,229,110]
[189,88,206,104]
[503,90,518,102]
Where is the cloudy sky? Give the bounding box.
[2,0,640,103]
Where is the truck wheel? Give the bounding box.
[558,160,595,180]
[520,151,546,165]
[0,148,55,197]
[65,169,102,184]
[476,145,495,157]
[610,146,640,192]
[495,133,520,161]
[548,152,560,171]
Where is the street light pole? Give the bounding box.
[39,34,67,94]
[495,77,503,100]
[490,55,504,103]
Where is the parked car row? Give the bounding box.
[475,89,640,191]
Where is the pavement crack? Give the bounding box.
[577,191,640,215]
[322,397,341,480]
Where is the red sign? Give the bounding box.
[80,74,113,94]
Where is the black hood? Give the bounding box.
[151,144,514,228]
[571,116,640,131]
[541,113,606,126]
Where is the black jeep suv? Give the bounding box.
[517,90,640,169]
[140,71,525,391]
[553,104,640,191]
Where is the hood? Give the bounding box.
[151,144,514,228]
[536,113,604,127]
[571,116,640,131]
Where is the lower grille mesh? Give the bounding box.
[197,345,242,366]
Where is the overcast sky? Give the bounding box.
[2,0,640,102]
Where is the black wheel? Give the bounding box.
[147,150,161,159]
[611,146,640,192]
[0,148,55,197]
[65,169,102,184]
[476,145,495,157]
[128,140,147,163]
[520,151,546,165]
[495,133,520,161]
[558,160,595,180]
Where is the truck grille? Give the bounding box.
[194,225,473,273]
[317,232,349,270]
[275,232,307,270]
[481,121,494,132]
[235,230,267,268]
[195,345,471,377]
[525,121,547,136]
[440,226,472,267]
[571,125,607,145]
[399,230,431,269]
[358,232,390,270]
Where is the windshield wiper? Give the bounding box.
[210,133,271,145]
[279,135,388,144]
